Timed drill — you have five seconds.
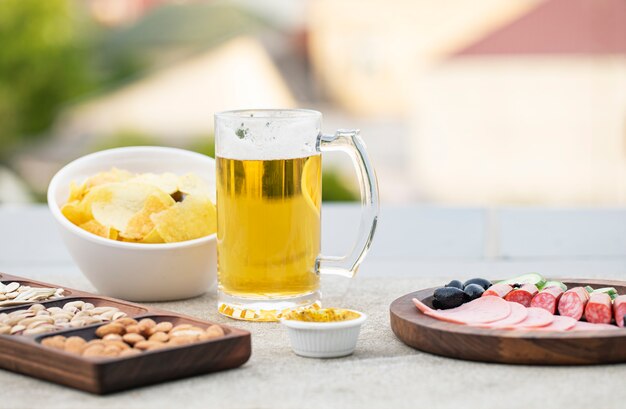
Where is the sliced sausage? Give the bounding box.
[558,287,590,321]
[482,283,513,298]
[530,286,565,314]
[573,321,619,331]
[477,302,528,328]
[510,307,553,329]
[504,284,538,307]
[412,296,512,325]
[614,295,626,328]
[585,292,612,324]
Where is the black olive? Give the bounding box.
[463,278,492,290]
[445,280,464,290]
[432,298,443,309]
[463,283,485,300]
[433,287,466,309]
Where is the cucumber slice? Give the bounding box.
[498,273,547,289]
[585,286,594,293]
[543,281,567,291]
[591,287,619,300]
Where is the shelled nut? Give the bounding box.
[0,282,65,307]
[41,318,227,358]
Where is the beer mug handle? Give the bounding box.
[316,130,380,278]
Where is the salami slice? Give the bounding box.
[558,287,590,321]
[613,295,626,328]
[412,296,511,325]
[573,321,619,331]
[477,302,528,328]
[504,284,538,307]
[585,292,612,324]
[530,286,564,314]
[482,283,513,298]
[508,307,553,329]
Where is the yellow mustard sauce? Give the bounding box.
[282,308,360,322]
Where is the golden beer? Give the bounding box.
[216,155,321,299]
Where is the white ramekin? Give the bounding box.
[280,310,367,358]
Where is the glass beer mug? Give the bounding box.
[214,109,379,321]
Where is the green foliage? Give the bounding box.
[189,135,216,158]
[0,0,92,161]
[323,169,358,202]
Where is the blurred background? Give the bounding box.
[0,0,624,206]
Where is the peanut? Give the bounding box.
[124,324,141,334]
[64,336,87,354]
[41,335,66,350]
[95,323,125,338]
[40,317,227,359]
[137,318,156,335]
[82,344,105,357]
[122,333,145,345]
[153,321,173,333]
[102,333,123,341]
[134,340,165,351]
[148,331,168,342]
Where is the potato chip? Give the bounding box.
[68,181,87,202]
[79,220,118,239]
[121,192,175,240]
[78,184,114,219]
[85,168,133,188]
[62,167,216,244]
[127,172,179,195]
[151,195,217,243]
[61,201,91,226]
[90,183,164,232]
[177,173,210,197]
[140,227,165,243]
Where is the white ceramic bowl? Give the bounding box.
[280,310,367,358]
[47,146,217,302]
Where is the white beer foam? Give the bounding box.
[215,110,321,160]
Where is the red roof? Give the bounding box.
[455,0,626,56]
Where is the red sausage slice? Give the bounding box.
[585,292,612,324]
[412,296,512,325]
[504,284,539,307]
[530,286,564,314]
[558,287,590,321]
[613,295,626,328]
[482,283,513,298]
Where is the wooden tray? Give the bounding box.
[0,272,251,394]
[390,279,626,365]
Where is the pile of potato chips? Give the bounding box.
[61,168,217,244]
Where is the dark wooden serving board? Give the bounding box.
[390,279,626,365]
[0,272,251,394]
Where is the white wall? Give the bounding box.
[410,56,626,206]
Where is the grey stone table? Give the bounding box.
[1,204,626,409]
